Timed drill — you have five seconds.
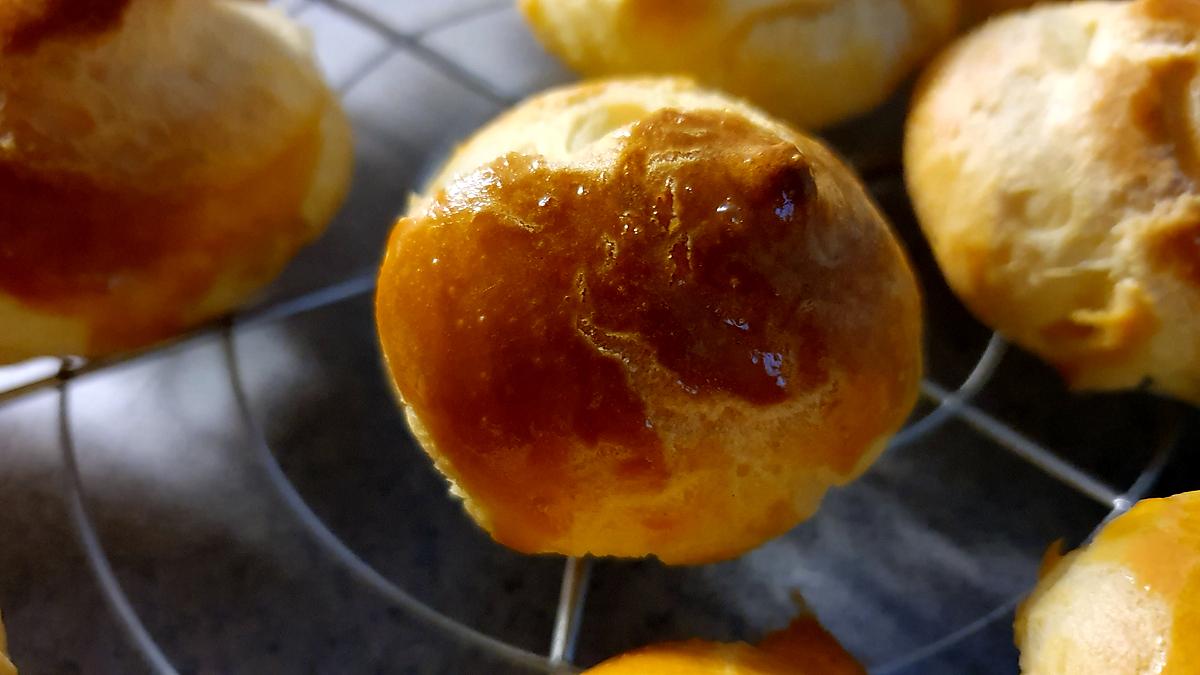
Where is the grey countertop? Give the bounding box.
[1,2,1196,673]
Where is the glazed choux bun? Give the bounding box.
[376,78,922,564]
[518,0,958,129]
[584,616,865,674]
[906,0,1200,404]
[1015,491,1200,673]
[0,0,352,362]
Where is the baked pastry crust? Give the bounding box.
[377,78,921,563]
[1015,491,1200,674]
[518,0,958,129]
[0,0,352,362]
[906,0,1200,403]
[583,615,865,674]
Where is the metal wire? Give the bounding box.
[921,379,1122,508]
[870,404,1182,674]
[314,0,516,107]
[888,333,1008,449]
[872,595,1022,675]
[57,368,181,675]
[220,329,567,673]
[548,556,591,667]
[0,270,378,411]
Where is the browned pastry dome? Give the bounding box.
[376,78,922,563]
[906,0,1200,403]
[583,614,865,674]
[518,0,959,129]
[0,0,352,361]
[1015,491,1200,674]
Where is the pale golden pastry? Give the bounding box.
[0,0,352,362]
[584,615,865,674]
[1015,491,1200,674]
[0,611,15,675]
[518,0,959,129]
[376,78,922,564]
[905,0,1200,404]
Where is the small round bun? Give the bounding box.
[518,0,958,129]
[376,78,921,564]
[0,0,352,362]
[584,616,864,674]
[906,0,1200,404]
[1015,491,1200,673]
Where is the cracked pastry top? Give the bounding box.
[376,78,922,564]
[906,0,1200,404]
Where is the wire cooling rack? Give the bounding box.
[0,1,1187,673]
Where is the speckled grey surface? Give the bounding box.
[0,2,1196,674]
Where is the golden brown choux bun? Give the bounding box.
[0,0,352,363]
[376,78,922,564]
[905,0,1200,404]
[0,611,14,675]
[518,0,958,129]
[1015,491,1200,674]
[583,615,865,674]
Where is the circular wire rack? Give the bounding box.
[0,1,1185,672]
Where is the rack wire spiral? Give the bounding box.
[0,1,1185,672]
